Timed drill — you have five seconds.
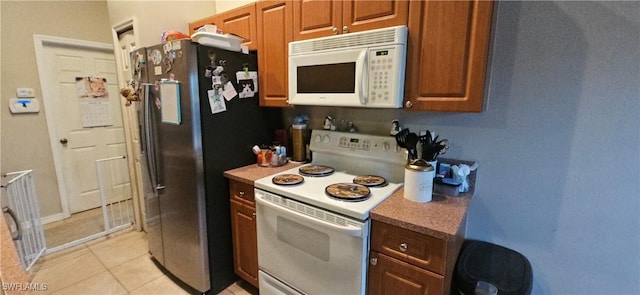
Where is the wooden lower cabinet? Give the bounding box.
[369,220,465,295]
[368,251,443,295]
[229,180,259,287]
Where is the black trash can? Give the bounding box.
[453,240,532,295]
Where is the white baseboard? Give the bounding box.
[41,213,65,225]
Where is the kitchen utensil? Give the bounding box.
[437,139,449,156]
[418,131,432,147]
[419,131,433,160]
[394,128,409,148]
[406,132,419,161]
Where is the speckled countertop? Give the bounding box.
[371,159,476,241]
[370,188,472,241]
[223,161,304,185]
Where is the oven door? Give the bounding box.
[255,189,368,295]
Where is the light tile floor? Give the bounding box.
[30,229,255,295]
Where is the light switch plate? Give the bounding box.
[9,98,40,113]
[16,88,36,98]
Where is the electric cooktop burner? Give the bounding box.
[352,175,388,187]
[272,174,304,185]
[299,165,335,177]
[325,183,371,202]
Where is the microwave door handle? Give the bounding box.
[356,50,368,105]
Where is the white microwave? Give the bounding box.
[288,26,407,108]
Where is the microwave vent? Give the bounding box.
[290,26,407,55]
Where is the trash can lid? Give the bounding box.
[454,241,533,295]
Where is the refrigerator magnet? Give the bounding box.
[222,81,237,101]
[236,71,258,98]
[150,49,162,65]
[212,76,222,89]
[208,89,226,114]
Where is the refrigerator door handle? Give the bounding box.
[143,83,160,194]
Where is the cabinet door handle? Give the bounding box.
[343,26,349,34]
[332,27,339,34]
[405,101,413,108]
[370,258,377,265]
[252,212,256,217]
[239,191,245,196]
[399,243,408,252]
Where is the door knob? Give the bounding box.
[60,138,68,144]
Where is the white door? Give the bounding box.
[116,29,146,230]
[37,37,130,215]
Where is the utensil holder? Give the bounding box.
[403,159,435,203]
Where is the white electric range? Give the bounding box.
[254,130,406,295]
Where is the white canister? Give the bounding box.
[403,159,435,202]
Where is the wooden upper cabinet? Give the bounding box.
[293,0,342,40]
[404,0,494,112]
[257,0,293,107]
[343,0,409,33]
[215,3,258,51]
[293,0,408,41]
[189,3,258,51]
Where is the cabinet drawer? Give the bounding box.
[229,180,255,205]
[371,220,446,275]
[368,251,443,295]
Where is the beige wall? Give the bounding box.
[0,1,113,218]
[215,0,255,13]
[1,0,218,220]
[107,1,217,47]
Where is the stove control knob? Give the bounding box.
[382,141,391,151]
[323,135,331,144]
[315,134,322,143]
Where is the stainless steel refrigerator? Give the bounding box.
[131,40,280,293]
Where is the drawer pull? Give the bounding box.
[399,243,408,252]
[370,258,377,265]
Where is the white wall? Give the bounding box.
[106,1,217,47]
[215,0,255,13]
[286,2,640,294]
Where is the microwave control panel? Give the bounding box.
[368,47,404,106]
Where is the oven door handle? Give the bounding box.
[256,196,364,237]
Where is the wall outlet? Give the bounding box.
[9,98,40,113]
[16,88,36,98]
